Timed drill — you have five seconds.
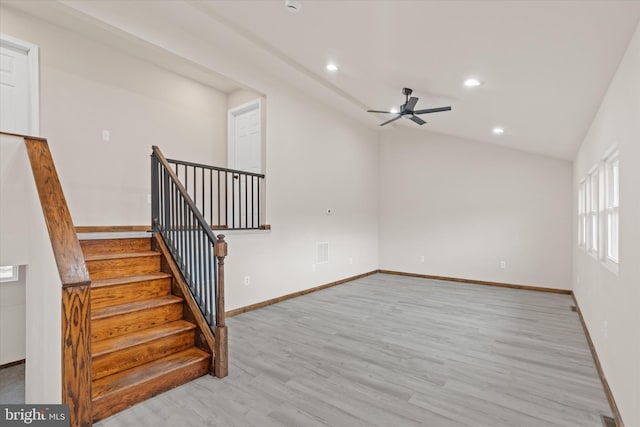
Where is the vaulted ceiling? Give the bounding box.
[6,1,640,160]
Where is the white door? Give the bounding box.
[0,34,39,135]
[228,100,261,173]
[228,100,261,228]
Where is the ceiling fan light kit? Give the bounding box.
[367,87,452,126]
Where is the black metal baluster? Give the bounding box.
[198,221,202,307]
[202,167,206,224]
[209,169,213,226]
[178,185,184,268]
[173,179,178,254]
[224,172,228,228]
[183,165,188,204]
[193,165,197,213]
[188,199,193,286]
[205,237,211,323]
[244,174,248,229]
[151,155,158,231]
[251,175,255,228]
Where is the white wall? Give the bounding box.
[0,6,381,314]
[0,266,26,365]
[0,7,229,227]
[379,127,573,289]
[224,87,379,310]
[573,22,640,427]
[0,134,62,404]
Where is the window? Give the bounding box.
[587,167,599,255]
[604,150,619,263]
[578,179,586,248]
[0,265,18,282]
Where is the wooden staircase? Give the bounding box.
[81,237,211,422]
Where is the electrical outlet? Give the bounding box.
[420,255,425,263]
[311,264,316,272]
[604,320,608,337]
[349,257,353,265]
[243,276,250,286]
[102,129,110,142]
[500,261,507,269]
[147,194,152,204]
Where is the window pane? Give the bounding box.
[593,174,596,206]
[612,160,619,207]
[591,215,598,251]
[609,211,619,261]
[0,265,18,282]
[578,185,584,214]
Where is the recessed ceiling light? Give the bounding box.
[464,78,481,87]
[492,127,505,135]
[326,63,338,72]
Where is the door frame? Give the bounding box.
[0,33,40,136]
[227,99,261,173]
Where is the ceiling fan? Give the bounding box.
[367,88,452,126]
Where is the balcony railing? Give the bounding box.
[166,158,266,230]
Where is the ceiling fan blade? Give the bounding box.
[404,97,418,112]
[379,115,403,126]
[413,106,452,115]
[367,109,395,114]
[410,115,426,125]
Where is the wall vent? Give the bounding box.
[600,415,616,427]
[316,242,329,264]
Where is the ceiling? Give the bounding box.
[6,1,640,160]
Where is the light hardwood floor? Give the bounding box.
[96,273,612,427]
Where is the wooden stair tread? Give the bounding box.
[91,272,171,289]
[80,237,151,257]
[92,296,183,320]
[92,348,209,400]
[84,251,160,262]
[92,320,196,357]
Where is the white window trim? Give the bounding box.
[0,265,19,282]
[586,165,599,259]
[603,147,619,274]
[578,179,586,249]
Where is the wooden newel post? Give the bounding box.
[214,234,228,378]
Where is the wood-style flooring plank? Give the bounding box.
[95,273,612,427]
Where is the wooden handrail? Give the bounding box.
[25,138,90,287]
[151,145,218,243]
[23,137,92,427]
